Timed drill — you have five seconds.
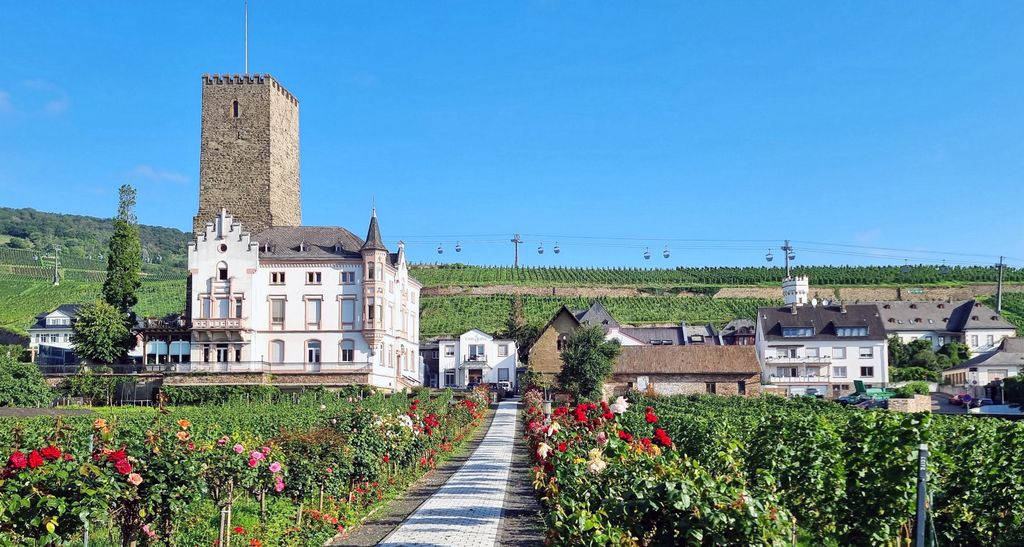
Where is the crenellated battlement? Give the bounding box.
[201,73,299,106]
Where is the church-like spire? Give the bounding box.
[361,209,387,252]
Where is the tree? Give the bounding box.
[938,341,970,366]
[72,301,132,365]
[102,184,142,315]
[0,353,53,407]
[557,325,621,401]
[497,295,540,364]
[887,336,909,368]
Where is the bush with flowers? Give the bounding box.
[523,389,794,546]
[0,386,490,546]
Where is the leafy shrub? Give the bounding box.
[893,381,930,398]
[0,354,53,407]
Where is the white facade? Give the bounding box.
[186,210,422,391]
[436,329,517,389]
[875,300,1017,355]
[755,300,889,398]
[782,276,809,306]
[28,308,76,350]
[756,334,888,397]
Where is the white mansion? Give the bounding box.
[186,209,422,391]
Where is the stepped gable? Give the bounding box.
[254,226,363,259]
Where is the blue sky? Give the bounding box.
[1,1,1022,268]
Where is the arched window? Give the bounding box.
[306,340,321,363]
[269,340,284,364]
[217,261,228,281]
[557,333,569,352]
[232,100,239,118]
[340,340,355,362]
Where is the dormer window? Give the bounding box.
[836,326,869,337]
[782,327,814,337]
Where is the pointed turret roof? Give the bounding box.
[361,209,388,252]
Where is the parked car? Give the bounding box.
[949,393,967,406]
[854,398,889,410]
[836,394,865,406]
[496,381,512,392]
[969,398,995,409]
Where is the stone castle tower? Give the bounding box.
[193,73,301,235]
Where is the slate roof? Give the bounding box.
[721,319,756,336]
[870,300,1015,332]
[30,304,81,329]
[683,324,719,345]
[620,326,684,345]
[615,345,760,375]
[572,301,619,328]
[254,226,366,260]
[361,213,388,252]
[945,337,1024,371]
[758,303,886,342]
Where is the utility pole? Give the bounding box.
[996,256,1006,313]
[52,245,61,286]
[780,240,796,278]
[511,233,522,268]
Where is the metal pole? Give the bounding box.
[914,443,929,547]
[511,234,522,268]
[996,256,1005,313]
[84,434,94,547]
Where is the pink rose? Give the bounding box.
[217,436,229,446]
[269,462,282,473]
[274,480,285,493]
[250,450,265,461]
[596,431,608,445]
[127,473,143,486]
[247,458,258,468]
[261,446,271,456]
[233,444,244,454]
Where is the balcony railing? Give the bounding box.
[193,318,247,329]
[768,375,845,384]
[163,361,372,374]
[464,354,487,362]
[765,356,832,365]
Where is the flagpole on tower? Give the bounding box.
[244,0,249,74]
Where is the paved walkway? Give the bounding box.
[378,399,519,547]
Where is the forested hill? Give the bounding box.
[0,207,190,269]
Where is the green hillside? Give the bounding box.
[418,295,779,337]
[0,277,186,334]
[409,264,1024,288]
[0,207,190,270]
